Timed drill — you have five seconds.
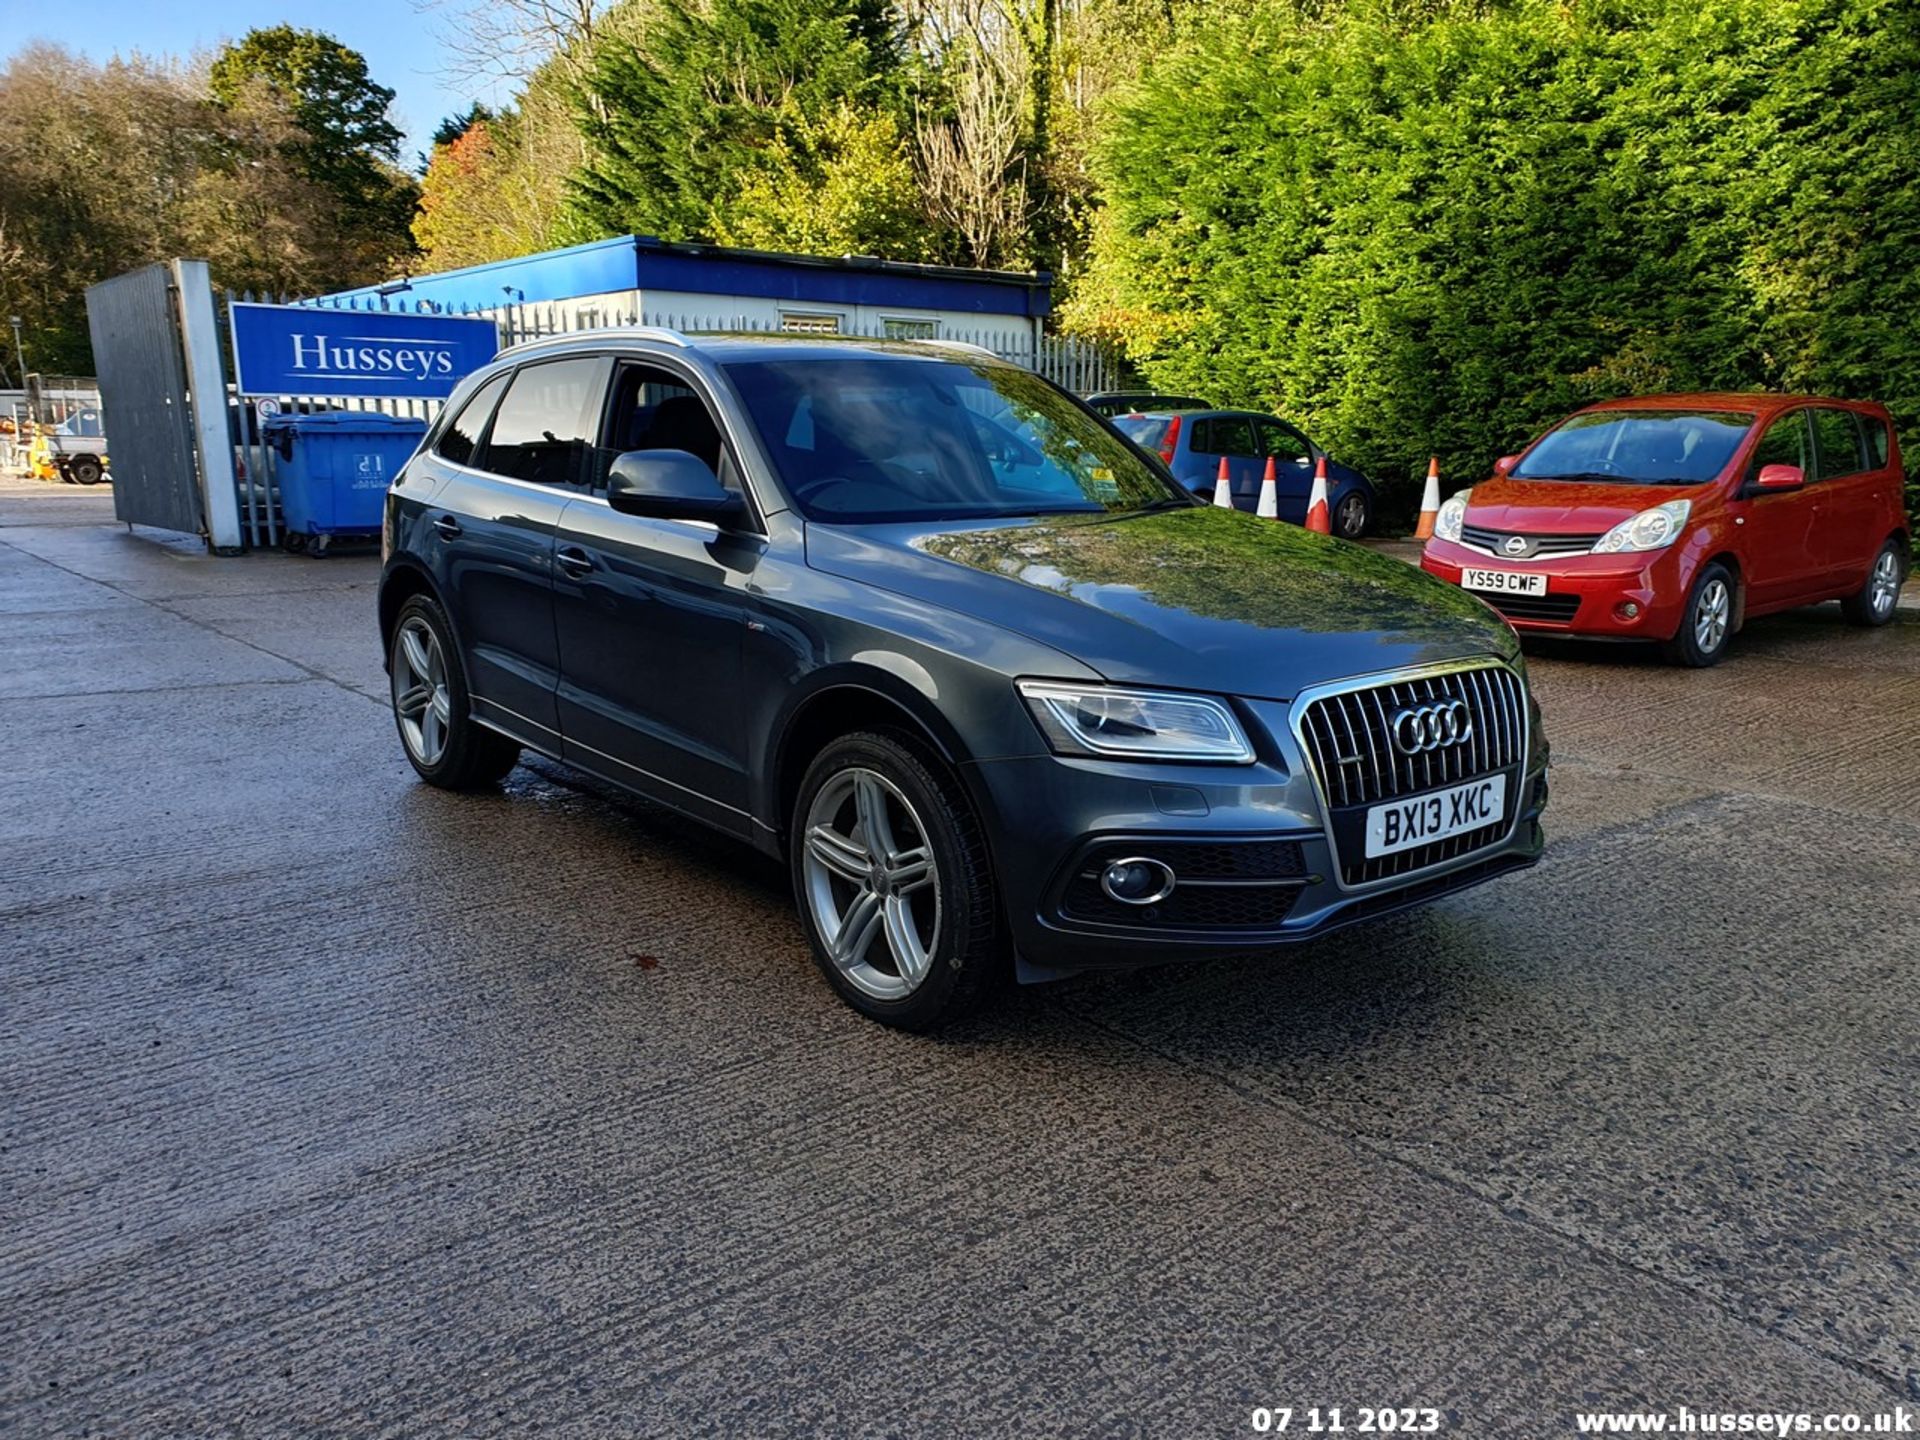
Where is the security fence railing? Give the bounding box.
[212,287,1121,548]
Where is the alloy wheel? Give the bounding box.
[1869,549,1901,618]
[801,767,942,1001]
[1694,577,1731,653]
[1335,493,1367,537]
[391,616,453,766]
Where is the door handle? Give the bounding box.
[431,514,462,539]
[555,545,594,578]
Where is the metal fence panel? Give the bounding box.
[83,264,204,536]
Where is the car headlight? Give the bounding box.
[1434,489,1470,542]
[1017,681,1256,763]
[1591,499,1691,554]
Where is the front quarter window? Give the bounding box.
[722,355,1189,523]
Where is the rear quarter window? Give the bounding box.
[1861,414,1891,469]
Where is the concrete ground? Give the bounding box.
[3,475,1918,1438]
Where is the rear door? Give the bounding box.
[1254,418,1316,516]
[1189,415,1259,504]
[432,354,609,741]
[550,358,762,837]
[1736,408,1827,609]
[1808,406,1881,588]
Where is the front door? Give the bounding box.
[551,361,765,837]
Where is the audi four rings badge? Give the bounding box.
[1391,700,1473,754]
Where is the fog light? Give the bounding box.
[1614,600,1641,622]
[1099,856,1176,905]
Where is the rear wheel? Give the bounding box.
[67,455,105,485]
[1840,540,1905,627]
[388,594,520,789]
[1333,489,1371,539]
[791,730,1001,1030]
[1663,562,1735,668]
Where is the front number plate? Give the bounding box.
[1461,567,1547,596]
[1364,775,1509,859]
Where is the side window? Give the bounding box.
[434,372,509,467]
[478,355,612,489]
[1749,410,1809,480]
[1256,420,1312,465]
[597,363,728,493]
[1861,415,1891,469]
[1192,416,1255,457]
[1812,407,1865,480]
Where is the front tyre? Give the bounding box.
[388,594,520,789]
[67,455,105,485]
[791,731,1001,1030]
[1840,540,1905,627]
[1663,561,1736,668]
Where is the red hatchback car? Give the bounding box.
[1421,394,1910,665]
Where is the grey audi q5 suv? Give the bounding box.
[378,330,1549,1029]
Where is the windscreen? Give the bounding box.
[1512,410,1754,485]
[722,355,1188,523]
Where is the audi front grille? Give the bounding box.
[1292,661,1528,887]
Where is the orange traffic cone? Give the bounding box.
[1413,456,1441,540]
[1212,454,1233,509]
[1304,455,1331,534]
[1256,455,1279,519]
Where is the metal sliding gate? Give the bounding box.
[83,261,244,550]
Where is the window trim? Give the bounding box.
[1810,406,1869,483]
[598,354,767,534]
[1192,414,1256,458]
[474,353,615,493]
[431,369,511,468]
[1747,407,1813,487]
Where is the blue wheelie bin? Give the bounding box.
[264,411,427,554]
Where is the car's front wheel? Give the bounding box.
[388,594,521,788]
[1663,562,1736,667]
[66,455,105,485]
[1840,539,1905,627]
[791,731,1001,1030]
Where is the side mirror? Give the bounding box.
[1753,462,1805,493]
[606,449,745,524]
[1493,455,1519,477]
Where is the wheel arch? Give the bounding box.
[768,672,982,854]
[376,559,449,664]
[1701,550,1746,629]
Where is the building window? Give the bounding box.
[779,312,843,335]
[882,317,939,340]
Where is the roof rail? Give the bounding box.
[922,339,999,360]
[502,324,691,353]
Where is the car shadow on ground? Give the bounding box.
[412,743,1500,1061]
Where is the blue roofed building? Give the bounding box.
[311,235,1054,356]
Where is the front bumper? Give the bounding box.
[1420,538,1692,639]
[968,686,1549,978]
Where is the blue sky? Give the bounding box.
[0,0,506,164]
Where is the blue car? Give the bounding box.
[1112,408,1375,538]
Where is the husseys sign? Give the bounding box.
[228,302,499,400]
